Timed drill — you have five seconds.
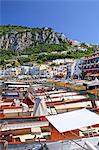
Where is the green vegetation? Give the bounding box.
[0,49,17,66]
[21,44,68,55]
[66,48,94,59]
[0,25,95,67]
[0,44,93,65]
[0,25,52,36]
[0,45,94,67]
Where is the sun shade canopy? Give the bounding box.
[83,78,99,87]
[8,84,30,88]
[46,109,99,133]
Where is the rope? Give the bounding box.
[61,133,88,150]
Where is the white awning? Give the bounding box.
[46,109,99,133]
[8,84,29,88]
[83,78,99,87]
[5,81,24,84]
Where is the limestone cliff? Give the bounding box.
[0,26,67,51]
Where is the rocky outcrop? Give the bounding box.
[0,27,67,52]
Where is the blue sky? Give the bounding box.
[0,0,99,44]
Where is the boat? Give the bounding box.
[0,109,99,150]
[0,79,99,150]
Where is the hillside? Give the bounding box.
[0,25,68,51]
[0,25,94,66]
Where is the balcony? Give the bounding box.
[84,53,99,60]
[83,68,99,73]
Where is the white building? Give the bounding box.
[66,58,84,79]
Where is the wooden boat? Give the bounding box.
[0,80,99,150]
[0,109,99,150]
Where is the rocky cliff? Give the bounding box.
[0,26,67,51]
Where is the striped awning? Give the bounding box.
[90,73,99,77]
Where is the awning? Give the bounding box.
[46,108,99,133]
[83,78,99,87]
[85,73,99,77]
[4,81,25,84]
[85,73,92,77]
[90,73,99,77]
[8,84,30,88]
[87,78,99,87]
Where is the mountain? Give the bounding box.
[0,25,95,66]
[0,25,68,51]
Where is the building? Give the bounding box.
[82,50,99,79]
[66,50,99,80]
[66,59,83,79]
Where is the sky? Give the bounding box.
[0,0,99,44]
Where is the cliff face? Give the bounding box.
[0,27,67,51]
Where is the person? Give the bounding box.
[61,98,65,101]
[23,91,28,100]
